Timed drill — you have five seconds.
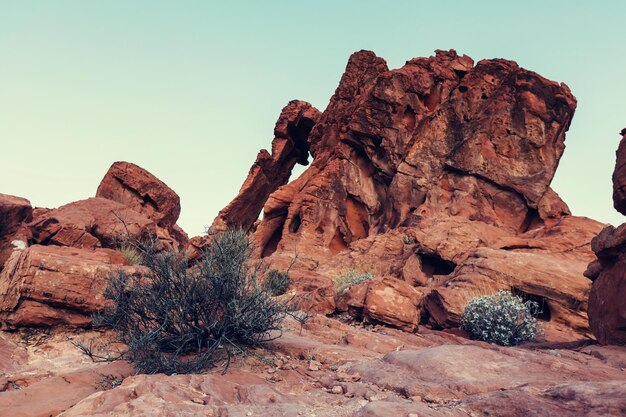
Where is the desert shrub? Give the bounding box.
[460,290,542,346]
[263,269,292,296]
[119,244,142,266]
[402,235,416,244]
[334,269,374,291]
[94,229,286,374]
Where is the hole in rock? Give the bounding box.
[329,227,349,255]
[454,69,468,79]
[511,287,552,321]
[520,207,543,233]
[345,197,369,241]
[481,92,488,100]
[419,253,456,278]
[458,85,468,93]
[402,105,416,131]
[261,216,286,258]
[424,86,441,112]
[287,118,315,166]
[289,212,302,234]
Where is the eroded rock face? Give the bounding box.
[96,161,181,230]
[363,277,424,332]
[0,163,192,330]
[211,100,321,233]
[0,194,32,239]
[28,198,156,249]
[587,224,626,345]
[0,360,133,417]
[335,277,424,332]
[0,194,32,271]
[0,245,144,328]
[612,128,626,215]
[213,49,598,338]
[585,128,626,346]
[250,49,574,260]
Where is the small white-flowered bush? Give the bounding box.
[460,290,543,346]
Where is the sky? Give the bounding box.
[1,1,625,236]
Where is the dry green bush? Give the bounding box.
[461,290,543,346]
[94,229,286,374]
[334,269,374,291]
[263,269,292,296]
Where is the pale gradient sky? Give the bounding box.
[1,1,625,236]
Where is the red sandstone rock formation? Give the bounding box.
[96,161,181,231]
[29,198,156,249]
[211,100,321,233]
[0,162,191,330]
[585,128,626,346]
[0,245,146,328]
[1,49,624,416]
[0,194,32,272]
[219,49,596,338]
[96,161,190,248]
[249,50,574,261]
[587,226,626,345]
[612,128,626,214]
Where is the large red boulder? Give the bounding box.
[96,161,181,230]
[28,197,156,249]
[586,224,626,345]
[363,277,424,332]
[585,127,626,345]
[0,244,145,328]
[0,194,32,271]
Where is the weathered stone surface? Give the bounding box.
[349,344,626,403]
[0,194,32,271]
[213,49,593,338]
[587,224,626,345]
[3,310,626,417]
[425,242,596,340]
[460,380,626,417]
[0,245,144,328]
[96,161,181,230]
[185,234,211,262]
[248,49,575,261]
[28,197,155,249]
[58,370,307,417]
[0,334,27,377]
[0,194,32,239]
[211,100,321,233]
[335,279,369,315]
[0,361,133,417]
[612,128,626,215]
[282,271,336,315]
[335,276,424,332]
[584,129,626,346]
[315,215,601,339]
[363,277,423,332]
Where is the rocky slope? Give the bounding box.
[0,50,625,416]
